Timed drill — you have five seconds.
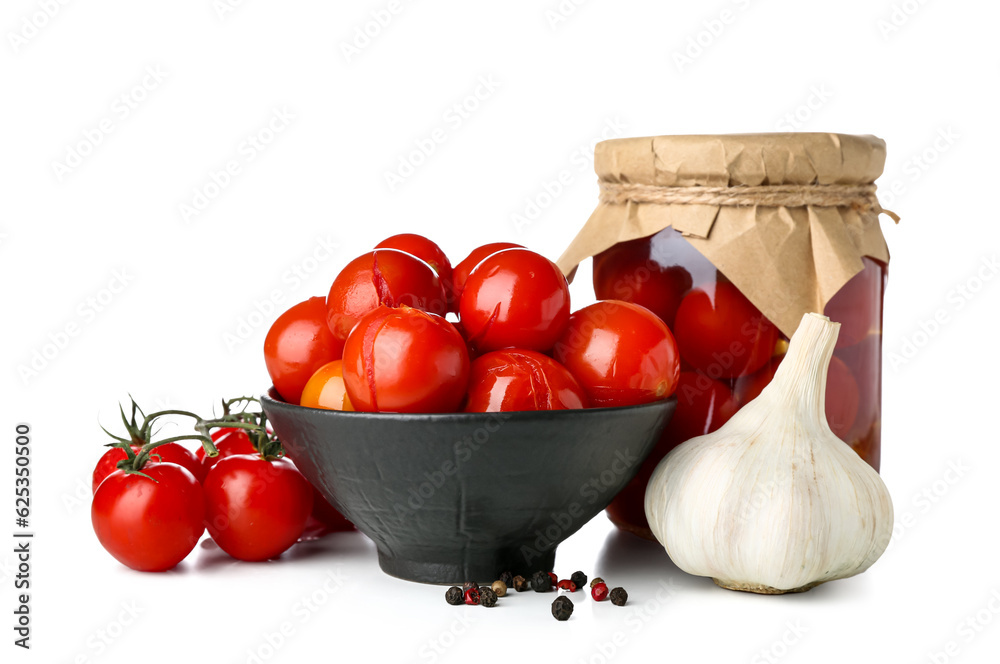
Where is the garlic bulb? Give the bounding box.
[645,313,893,594]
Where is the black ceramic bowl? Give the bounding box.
[262,388,674,584]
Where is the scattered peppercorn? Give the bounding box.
[499,571,514,587]
[445,586,463,605]
[557,579,577,592]
[491,580,507,597]
[609,587,628,606]
[551,596,574,621]
[513,575,529,592]
[464,587,481,605]
[590,577,604,588]
[480,587,498,607]
[570,571,587,589]
[547,572,558,587]
[463,581,480,592]
[532,571,552,592]
[591,582,609,602]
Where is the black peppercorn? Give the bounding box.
[532,570,552,592]
[551,596,574,621]
[479,587,498,607]
[570,571,587,589]
[512,575,529,592]
[609,587,628,606]
[445,586,463,605]
[590,577,605,588]
[499,570,514,587]
[463,581,480,592]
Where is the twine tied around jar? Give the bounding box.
[598,181,900,222]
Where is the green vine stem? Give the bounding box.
[102,395,287,480]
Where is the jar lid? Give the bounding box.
[558,133,895,338]
[594,133,887,187]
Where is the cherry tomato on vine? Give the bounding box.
[375,234,454,305]
[203,455,314,562]
[672,280,779,379]
[464,349,587,412]
[451,242,523,306]
[195,427,256,476]
[326,249,447,341]
[342,306,470,413]
[554,301,680,407]
[92,462,205,572]
[299,360,353,410]
[459,248,570,354]
[301,486,355,539]
[264,296,345,405]
[93,442,202,493]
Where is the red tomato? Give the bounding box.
[302,486,355,539]
[264,296,345,404]
[606,371,737,534]
[342,306,470,413]
[672,280,779,379]
[669,371,740,443]
[824,355,860,441]
[833,333,880,449]
[593,237,694,327]
[459,248,570,354]
[203,455,313,562]
[464,349,587,412]
[326,249,447,340]
[451,242,523,305]
[93,442,202,493]
[92,463,205,571]
[824,257,886,348]
[553,301,680,407]
[375,234,454,305]
[733,355,782,405]
[195,427,257,476]
[299,360,354,410]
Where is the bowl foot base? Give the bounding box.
[377,548,557,585]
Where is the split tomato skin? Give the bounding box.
[326,249,447,340]
[92,462,205,572]
[451,242,523,305]
[375,234,454,303]
[464,349,587,412]
[342,306,470,413]
[554,300,680,407]
[672,280,779,379]
[93,442,202,493]
[458,248,570,354]
[264,296,345,405]
[195,427,256,476]
[203,455,314,562]
[299,360,354,411]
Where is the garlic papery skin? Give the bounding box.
[644,313,893,594]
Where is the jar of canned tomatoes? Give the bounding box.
[558,133,898,540]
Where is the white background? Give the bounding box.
[2,1,999,662]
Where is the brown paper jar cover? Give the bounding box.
[557,133,895,338]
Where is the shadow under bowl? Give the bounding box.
[262,388,674,584]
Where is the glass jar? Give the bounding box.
[556,133,896,542]
[595,229,886,539]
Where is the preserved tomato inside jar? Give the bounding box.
[595,228,886,540]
